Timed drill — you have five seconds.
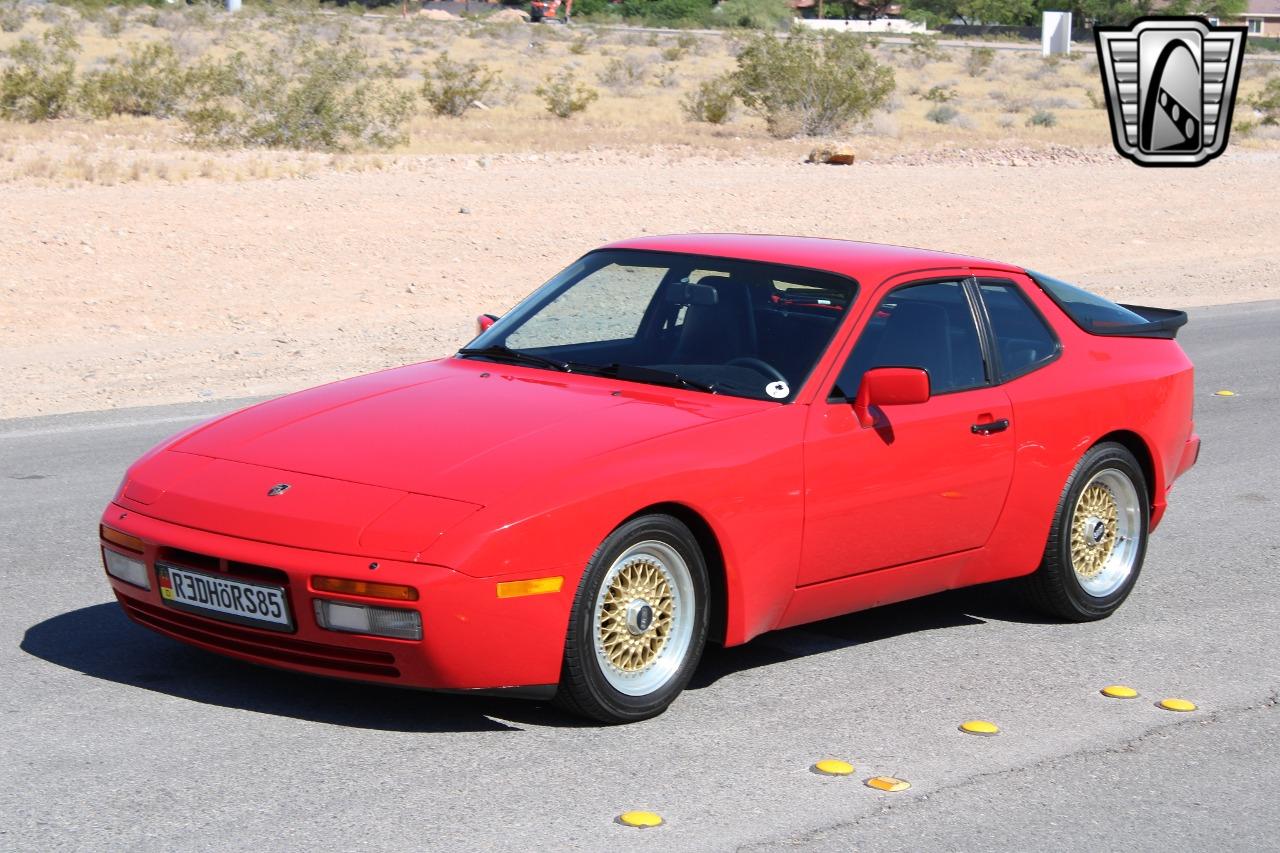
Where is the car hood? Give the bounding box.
[157,358,768,506]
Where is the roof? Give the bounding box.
[1246,0,1280,14]
[599,234,1022,285]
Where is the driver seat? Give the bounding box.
[668,276,756,365]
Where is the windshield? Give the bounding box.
[460,249,857,402]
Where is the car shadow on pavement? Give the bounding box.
[24,583,1057,731]
[689,581,1059,690]
[20,602,547,733]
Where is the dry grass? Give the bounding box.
[1,6,1277,184]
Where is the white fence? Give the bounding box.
[793,18,927,34]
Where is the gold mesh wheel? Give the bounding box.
[1071,483,1118,580]
[591,539,694,696]
[1068,468,1142,597]
[598,557,674,673]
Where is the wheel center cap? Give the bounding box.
[625,599,654,635]
[1085,517,1107,546]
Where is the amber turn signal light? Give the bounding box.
[100,525,145,553]
[312,576,419,602]
[495,576,564,599]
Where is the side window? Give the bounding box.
[833,280,987,399]
[978,279,1059,379]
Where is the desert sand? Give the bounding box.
[4,148,1278,419]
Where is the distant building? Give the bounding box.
[1237,0,1280,37]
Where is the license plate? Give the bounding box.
[157,563,293,632]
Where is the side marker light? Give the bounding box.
[496,576,564,598]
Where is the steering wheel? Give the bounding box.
[725,357,787,385]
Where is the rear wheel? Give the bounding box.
[1023,442,1149,621]
[555,514,708,723]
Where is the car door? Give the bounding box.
[798,275,1017,586]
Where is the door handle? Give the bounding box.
[971,418,1010,435]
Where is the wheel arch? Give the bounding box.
[1093,429,1158,507]
[621,502,729,645]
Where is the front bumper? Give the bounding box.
[100,503,570,692]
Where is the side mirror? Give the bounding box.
[853,367,930,428]
[476,313,500,334]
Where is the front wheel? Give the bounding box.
[1022,442,1150,621]
[555,514,709,723]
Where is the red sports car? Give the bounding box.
[100,235,1200,723]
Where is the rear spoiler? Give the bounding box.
[1100,304,1189,339]
[1026,271,1188,340]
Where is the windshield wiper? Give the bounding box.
[456,345,570,373]
[575,363,717,395]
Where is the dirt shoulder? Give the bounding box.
[4,150,1277,419]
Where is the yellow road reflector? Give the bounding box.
[495,576,564,599]
[959,720,1000,736]
[1158,698,1197,712]
[1101,685,1139,699]
[616,811,663,828]
[812,759,855,776]
[1213,390,1236,397]
[865,776,911,792]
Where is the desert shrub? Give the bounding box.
[661,44,687,62]
[676,33,700,53]
[97,9,125,37]
[80,43,189,118]
[0,1,25,34]
[597,55,648,94]
[965,46,994,77]
[922,84,955,103]
[681,75,736,124]
[1251,78,1280,125]
[1085,87,1104,109]
[183,40,415,151]
[568,34,591,55]
[0,32,79,122]
[925,103,959,124]
[732,31,894,138]
[535,76,598,118]
[422,53,497,117]
[1026,108,1057,127]
[988,89,1031,112]
[904,32,946,69]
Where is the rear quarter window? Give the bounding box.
[978,279,1060,380]
[1029,271,1150,333]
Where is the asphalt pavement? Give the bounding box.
[2,300,1278,852]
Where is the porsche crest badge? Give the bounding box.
[1095,17,1247,167]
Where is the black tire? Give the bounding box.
[1022,441,1150,621]
[529,11,543,21]
[555,514,709,723]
